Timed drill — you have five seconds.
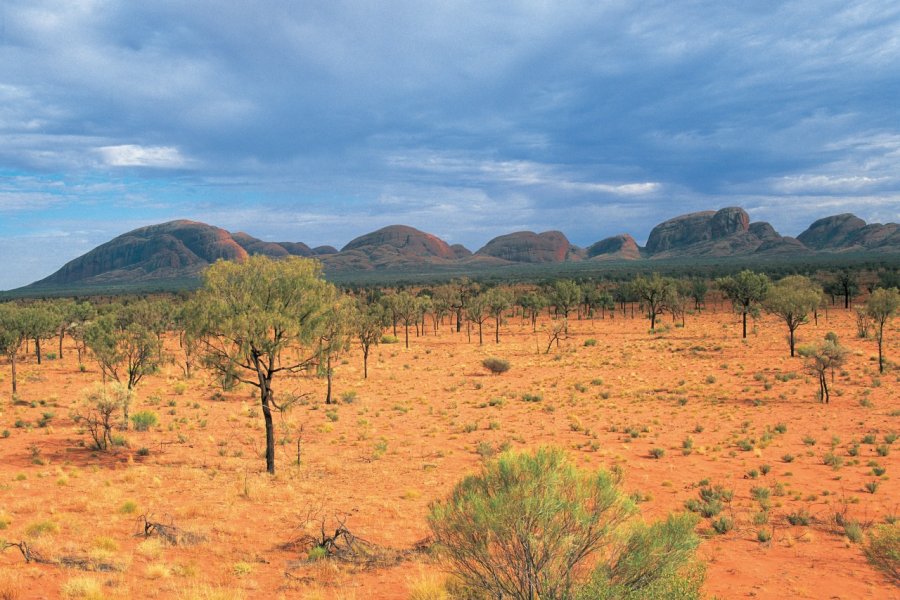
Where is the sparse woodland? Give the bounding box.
[0,258,897,599]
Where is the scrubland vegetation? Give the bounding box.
[0,258,897,599]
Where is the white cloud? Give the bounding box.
[771,174,889,194]
[96,145,191,168]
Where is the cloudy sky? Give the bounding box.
[1,1,899,289]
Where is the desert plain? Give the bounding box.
[0,300,897,600]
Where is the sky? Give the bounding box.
[1,1,899,289]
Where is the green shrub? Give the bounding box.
[863,524,899,584]
[787,510,811,526]
[130,411,159,432]
[583,338,598,347]
[482,357,510,375]
[711,516,733,535]
[381,334,399,344]
[428,447,703,600]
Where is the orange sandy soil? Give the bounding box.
[0,305,897,599]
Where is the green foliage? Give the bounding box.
[798,336,847,403]
[865,287,900,373]
[130,411,159,432]
[428,447,702,600]
[84,312,161,390]
[764,275,823,357]
[481,357,510,375]
[716,270,770,338]
[863,524,899,584]
[189,255,335,474]
[72,383,131,451]
[578,514,704,600]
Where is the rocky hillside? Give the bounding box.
[797,214,900,252]
[475,231,581,263]
[321,225,464,271]
[642,207,805,258]
[31,220,249,287]
[19,208,900,291]
[586,234,641,260]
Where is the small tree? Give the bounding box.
[632,273,675,330]
[798,338,847,403]
[189,256,333,474]
[552,279,581,319]
[866,287,900,373]
[465,293,490,346]
[84,314,161,391]
[393,291,418,349]
[355,299,385,379]
[0,303,26,393]
[689,278,708,311]
[21,303,59,365]
[73,383,130,450]
[835,270,859,309]
[717,270,770,338]
[485,287,512,344]
[519,291,548,332]
[764,275,823,357]
[428,447,702,600]
[317,297,355,404]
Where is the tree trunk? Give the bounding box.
[742,311,748,338]
[261,382,276,474]
[478,321,483,345]
[363,347,369,379]
[325,353,333,404]
[404,324,409,349]
[495,316,500,344]
[35,338,42,365]
[10,352,16,394]
[789,327,796,357]
[456,308,463,332]
[59,327,65,359]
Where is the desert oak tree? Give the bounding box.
[189,255,334,474]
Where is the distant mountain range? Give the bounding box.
[20,207,900,291]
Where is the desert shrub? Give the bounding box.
[521,393,543,403]
[584,338,598,347]
[381,334,399,344]
[711,516,734,535]
[428,447,703,600]
[863,523,899,583]
[576,514,704,600]
[130,411,159,432]
[60,577,106,600]
[71,384,130,450]
[481,357,510,375]
[787,510,811,526]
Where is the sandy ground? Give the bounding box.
[0,304,897,599]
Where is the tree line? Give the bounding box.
[0,257,897,474]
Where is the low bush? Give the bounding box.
[131,411,159,432]
[482,357,510,375]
